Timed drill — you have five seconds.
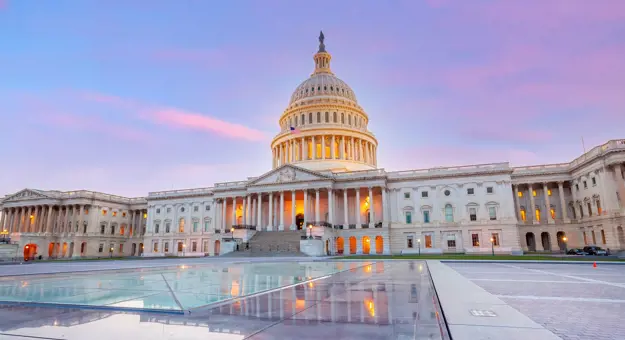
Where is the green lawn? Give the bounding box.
[337,254,625,261]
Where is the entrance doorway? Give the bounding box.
[23,244,37,261]
[296,214,304,230]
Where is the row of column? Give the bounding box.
[272,135,377,168]
[513,182,568,223]
[219,187,388,231]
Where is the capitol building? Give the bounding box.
[1,33,624,260]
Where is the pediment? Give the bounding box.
[2,189,52,202]
[249,165,332,186]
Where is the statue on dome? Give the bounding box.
[318,30,326,52]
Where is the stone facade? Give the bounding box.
[1,33,624,259]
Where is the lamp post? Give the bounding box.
[230,227,234,241]
[183,243,186,257]
[308,224,313,239]
[417,238,421,256]
[490,237,495,256]
[562,236,568,254]
[109,247,114,258]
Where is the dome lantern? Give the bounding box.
[312,31,333,76]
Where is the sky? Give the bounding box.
[1,0,624,198]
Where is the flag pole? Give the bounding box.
[581,137,586,154]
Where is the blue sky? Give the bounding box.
[1,0,624,197]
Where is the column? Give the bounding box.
[359,140,364,162]
[45,206,55,233]
[315,189,320,222]
[513,185,522,221]
[341,136,345,160]
[331,135,336,159]
[356,189,361,228]
[257,194,262,229]
[247,195,252,225]
[55,207,62,233]
[0,210,5,231]
[543,182,553,223]
[291,191,296,230]
[350,137,355,160]
[312,136,317,160]
[253,196,258,226]
[328,189,334,225]
[301,137,306,161]
[231,197,237,228]
[222,198,227,231]
[267,192,274,230]
[615,164,625,209]
[369,187,375,226]
[279,191,285,230]
[382,188,387,227]
[528,184,536,223]
[304,190,308,225]
[321,136,326,159]
[343,189,349,226]
[33,207,41,232]
[558,182,568,220]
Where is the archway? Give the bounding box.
[62,242,68,257]
[362,236,371,254]
[296,213,304,230]
[336,237,344,254]
[618,226,624,248]
[48,243,54,258]
[556,231,567,251]
[525,232,536,251]
[23,244,37,261]
[80,242,87,256]
[131,243,137,256]
[138,243,144,255]
[349,236,356,254]
[68,242,74,258]
[541,232,551,251]
[375,236,383,254]
[214,240,221,255]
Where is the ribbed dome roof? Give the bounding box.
[289,73,357,105]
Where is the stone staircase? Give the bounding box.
[222,230,308,257]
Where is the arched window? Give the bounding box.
[333,112,337,123]
[178,218,185,233]
[308,112,312,124]
[325,112,329,122]
[317,112,321,123]
[348,115,352,125]
[289,118,292,127]
[341,112,345,124]
[535,208,541,222]
[301,114,305,125]
[444,204,453,222]
[520,207,526,221]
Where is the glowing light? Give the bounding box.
[562,236,568,242]
[364,299,375,317]
[231,281,240,296]
[296,299,306,309]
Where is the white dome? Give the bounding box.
[289,73,357,105]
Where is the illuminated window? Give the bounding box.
[143,213,147,219]
[491,233,500,246]
[122,212,126,217]
[84,209,89,214]
[179,218,185,233]
[112,211,117,217]
[165,242,169,252]
[120,226,125,235]
[472,234,480,247]
[520,209,526,221]
[102,210,107,216]
[424,235,433,248]
[535,208,541,222]
[597,200,602,215]
[550,208,556,219]
[532,190,537,197]
[518,191,523,198]
[547,189,552,196]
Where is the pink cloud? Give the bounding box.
[142,108,268,141]
[77,90,270,141]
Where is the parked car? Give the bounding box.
[567,248,588,255]
[583,246,607,256]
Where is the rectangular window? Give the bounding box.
[194,206,199,212]
[592,177,596,186]
[404,192,410,199]
[591,230,596,244]
[407,235,414,248]
[472,233,480,247]
[489,207,497,220]
[178,242,184,252]
[100,225,105,234]
[469,208,477,221]
[550,208,556,219]
[164,242,169,253]
[84,209,89,214]
[467,188,474,195]
[601,229,606,244]
[204,221,209,232]
[102,210,107,216]
[491,233,500,246]
[583,181,587,189]
[597,200,602,215]
[203,240,209,253]
[405,211,412,224]
[518,191,523,197]
[587,203,593,216]
[166,223,171,233]
[447,235,456,248]
[583,231,588,245]
[486,187,493,194]
[547,189,552,196]
[192,241,197,252]
[423,211,430,223]
[576,184,579,191]
[193,222,198,232]
[155,224,160,233]
[156,208,160,214]
[111,226,115,235]
[206,205,210,211]
[98,244,104,253]
[122,212,126,218]
[167,208,171,213]
[119,244,124,253]
[532,190,537,197]
[424,235,433,248]
[421,191,428,198]
[112,211,117,217]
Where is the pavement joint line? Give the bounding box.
[0,332,64,340]
[495,263,625,289]
[496,295,625,303]
[160,273,185,311]
[469,279,595,284]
